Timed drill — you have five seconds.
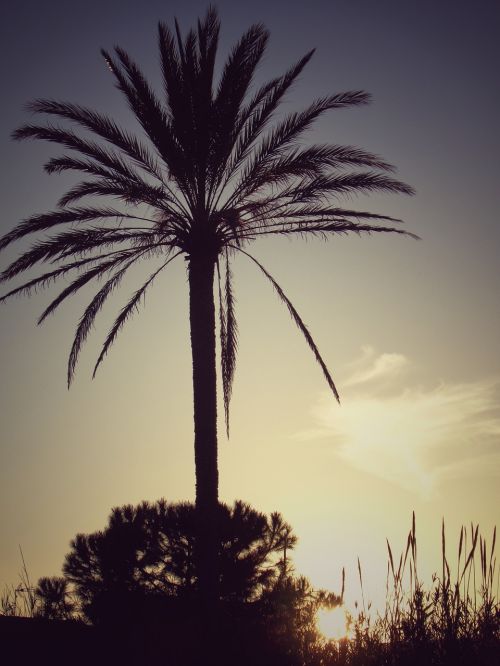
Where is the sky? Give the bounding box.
[0,0,499,612]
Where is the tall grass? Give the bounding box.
[315,515,499,665]
[0,547,37,618]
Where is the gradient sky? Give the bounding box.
[1,0,499,612]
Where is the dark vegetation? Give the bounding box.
[1,507,498,665]
[1,501,337,665]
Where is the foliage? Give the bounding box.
[61,499,296,623]
[0,5,414,425]
[2,514,498,664]
[35,577,74,620]
[258,572,343,664]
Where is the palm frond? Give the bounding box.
[226,91,372,208]
[57,177,167,208]
[27,99,164,182]
[296,144,396,172]
[44,155,116,178]
[196,6,220,98]
[237,201,405,232]
[235,248,339,403]
[101,48,193,204]
[38,249,144,324]
[13,124,143,183]
[240,172,412,222]
[158,20,207,207]
[217,254,238,437]
[274,206,403,222]
[0,206,154,255]
[114,46,171,146]
[93,251,182,378]
[67,255,144,386]
[217,259,228,412]
[218,200,414,246]
[158,22,186,125]
[33,118,189,217]
[243,220,420,241]
[0,255,116,304]
[213,23,269,135]
[288,171,415,202]
[210,49,315,206]
[208,23,269,196]
[1,228,155,281]
[45,155,190,219]
[170,19,213,205]
[239,144,397,198]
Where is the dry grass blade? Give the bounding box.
[387,539,395,579]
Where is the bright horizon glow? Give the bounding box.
[317,605,351,642]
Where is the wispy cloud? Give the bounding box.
[297,348,500,498]
[344,345,409,386]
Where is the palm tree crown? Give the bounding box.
[0,6,414,603]
[1,7,413,413]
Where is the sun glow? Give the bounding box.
[316,605,351,641]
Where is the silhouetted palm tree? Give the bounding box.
[0,7,414,604]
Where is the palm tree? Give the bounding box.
[0,7,414,605]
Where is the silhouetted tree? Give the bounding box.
[0,6,414,604]
[62,499,295,624]
[57,499,339,664]
[258,574,342,664]
[35,576,74,619]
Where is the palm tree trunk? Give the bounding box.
[188,253,219,608]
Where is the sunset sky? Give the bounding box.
[1,0,499,612]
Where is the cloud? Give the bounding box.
[344,345,410,386]
[297,348,500,498]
